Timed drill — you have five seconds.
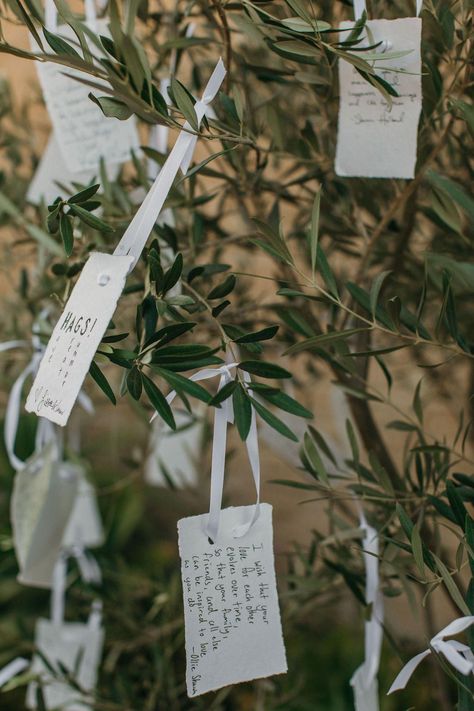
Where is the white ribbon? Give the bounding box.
[151,362,260,542]
[388,616,474,693]
[351,511,383,711]
[2,333,93,470]
[51,548,101,626]
[0,657,30,688]
[45,0,98,32]
[353,0,422,19]
[113,58,226,271]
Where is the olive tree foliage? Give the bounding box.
[0,0,473,708]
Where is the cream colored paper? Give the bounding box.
[26,252,133,426]
[335,18,422,179]
[178,504,287,697]
[34,21,140,174]
[11,444,79,588]
[26,617,104,710]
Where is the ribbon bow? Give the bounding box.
[151,362,260,543]
[388,616,474,694]
[351,511,383,711]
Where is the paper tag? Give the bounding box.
[178,504,287,697]
[26,618,104,710]
[62,472,104,549]
[11,444,79,588]
[25,252,133,426]
[146,409,204,487]
[335,18,422,179]
[34,21,140,174]
[27,133,120,206]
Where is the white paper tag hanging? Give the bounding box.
[146,408,204,487]
[33,20,140,174]
[335,18,422,179]
[25,252,133,426]
[10,443,79,588]
[178,503,287,697]
[62,471,104,549]
[27,133,120,206]
[26,616,104,710]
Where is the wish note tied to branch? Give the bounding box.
[25,253,133,426]
[178,504,287,697]
[34,20,140,174]
[335,18,422,179]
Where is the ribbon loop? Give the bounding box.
[150,361,260,543]
[388,616,474,694]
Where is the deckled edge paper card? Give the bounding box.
[178,504,287,697]
[26,253,133,426]
[26,617,104,710]
[335,18,422,179]
[33,20,140,174]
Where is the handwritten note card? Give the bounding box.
[335,18,422,179]
[26,617,104,710]
[26,252,133,426]
[35,21,140,174]
[178,504,287,697]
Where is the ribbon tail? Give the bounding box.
[387,650,431,694]
[435,640,474,677]
[0,658,30,688]
[351,666,379,711]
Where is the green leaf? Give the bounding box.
[170,78,198,130]
[154,367,212,404]
[412,379,423,424]
[209,379,238,406]
[370,270,392,320]
[59,213,74,257]
[162,253,183,294]
[89,361,116,405]
[233,385,252,441]
[254,387,313,419]
[68,183,100,204]
[310,189,321,280]
[446,481,469,531]
[303,431,328,484]
[68,204,114,233]
[142,374,176,430]
[249,396,298,442]
[284,328,369,355]
[207,275,236,300]
[126,366,142,400]
[43,27,81,58]
[411,524,425,577]
[235,325,279,344]
[316,244,339,298]
[433,554,470,616]
[89,94,134,120]
[239,361,291,379]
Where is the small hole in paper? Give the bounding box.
[97,273,110,286]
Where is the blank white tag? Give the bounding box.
[335,18,422,179]
[62,472,104,549]
[26,617,104,710]
[26,252,133,426]
[178,504,287,697]
[34,21,140,174]
[27,133,120,206]
[11,444,79,588]
[146,409,204,487]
